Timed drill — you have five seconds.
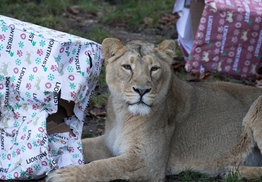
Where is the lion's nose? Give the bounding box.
[133,87,151,96]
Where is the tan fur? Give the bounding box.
[47,39,262,182]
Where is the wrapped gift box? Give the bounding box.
[175,0,262,80]
[0,15,103,180]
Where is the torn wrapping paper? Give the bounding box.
[174,0,262,80]
[0,15,103,180]
[173,0,194,55]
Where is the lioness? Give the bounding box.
[47,38,262,182]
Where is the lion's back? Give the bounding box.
[167,81,262,175]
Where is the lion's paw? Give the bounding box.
[46,166,84,182]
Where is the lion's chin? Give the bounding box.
[128,103,151,116]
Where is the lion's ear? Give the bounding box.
[102,38,124,62]
[157,40,176,59]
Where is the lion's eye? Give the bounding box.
[122,64,132,71]
[151,66,159,72]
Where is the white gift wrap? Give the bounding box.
[0,15,103,180]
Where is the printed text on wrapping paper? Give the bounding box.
[75,44,82,74]
[53,82,61,106]
[4,77,10,106]
[205,16,213,44]
[233,44,242,71]
[0,167,8,173]
[28,32,34,43]
[42,40,54,68]
[26,151,47,164]
[242,1,250,23]
[255,30,262,57]
[6,27,14,54]
[15,67,26,94]
[1,131,4,150]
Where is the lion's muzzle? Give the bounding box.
[132,87,151,97]
[126,86,153,116]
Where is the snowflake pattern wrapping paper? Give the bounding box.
[185,0,262,80]
[0,15,103,180]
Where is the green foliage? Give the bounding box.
[81,132,95,138]
[100,0,175,29]
[175,170,215,182]
[97,66,107,88]
[69,27,111,44]
[44,0,71,14]
[0,1,70,31]
[88,66,108,108]
[174,40,184,61]
[77,0,107,13]
[223,170,242,182]
[0,0,174,41]
[0,0,67,18]
[253,177,262,182]
[89,92,109,109]
[86,27,112,43]
[33,16,69,32]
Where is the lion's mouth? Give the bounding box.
[127,100,151,107]
[127,101,151,116]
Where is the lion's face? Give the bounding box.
[102,39,176,116]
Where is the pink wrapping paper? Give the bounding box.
[185,0,262,80]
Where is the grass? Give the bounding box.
[69,27,111,44]
[224,171,242,182]
[89,92,109,108]
[0,0,69,27]
[0,0,175,43]
[172,170,216,182]
[100,0,175,29]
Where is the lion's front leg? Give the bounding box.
[222,166,262,180]
[46,153,151,182]
[81,135,113,162]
